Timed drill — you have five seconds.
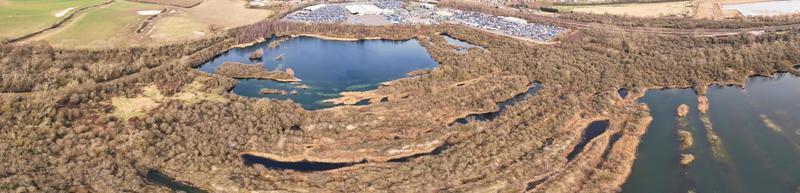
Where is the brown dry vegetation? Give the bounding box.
[1,9,800,193]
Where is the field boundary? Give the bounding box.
[2,0,115,44]
[127,0,202,8]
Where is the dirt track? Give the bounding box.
[530,13,798,36]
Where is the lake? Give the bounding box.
[198,36,438,110]
[623,72,800,193]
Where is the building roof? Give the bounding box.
[344,4,390,15]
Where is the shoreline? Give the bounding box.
[296,34,387,41]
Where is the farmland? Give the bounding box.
[561,1,694,18]
[0,0,106,39]
[3,0,272,48]
[35,0,160,48]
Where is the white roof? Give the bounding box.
[344,4,389,15]
[501,16,527,24]
[304,4,327,11]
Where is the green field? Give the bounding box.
[0,0,106,39]
[43,0,160,47]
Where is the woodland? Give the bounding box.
[1,4,800,193]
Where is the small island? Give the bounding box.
[260,88,289,95]
[216,62,300,82]
[249,49,264,60]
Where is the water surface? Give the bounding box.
[454,82,542,124]
[198,36,438,110]
[146,170,206,193]
[623,73,800,193]
[566,120,611,161]
[242,154,365,172]
[441,34,482,53]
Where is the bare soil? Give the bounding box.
[180,0,273,28]
[571,1,693,18]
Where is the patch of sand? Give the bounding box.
[571,1,693,18]
[694,0,742,19]
[54,7,76,17]
[137,9,162,15]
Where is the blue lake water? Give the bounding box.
[441,34,482,53]
[623,72,800,193]
[241,154,365,172]
[566,120,611,161]
[454,82,542,124]
[198,36,438,110]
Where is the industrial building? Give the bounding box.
[344,4,393,15]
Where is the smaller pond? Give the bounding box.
[387,143,452,162]
[723,0,800,16]
[146,170,206,193]
[618,88,629,99]
[454,82,543,124]
[198,36,438,110]
[441,34,482,53]
[566,120,611,161]
[242,154,365,172]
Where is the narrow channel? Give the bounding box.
[146,170,206,193]
[454,82,542,124]
[566,120,610,161]
[241,154,366,172]
[387,143,452,162]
